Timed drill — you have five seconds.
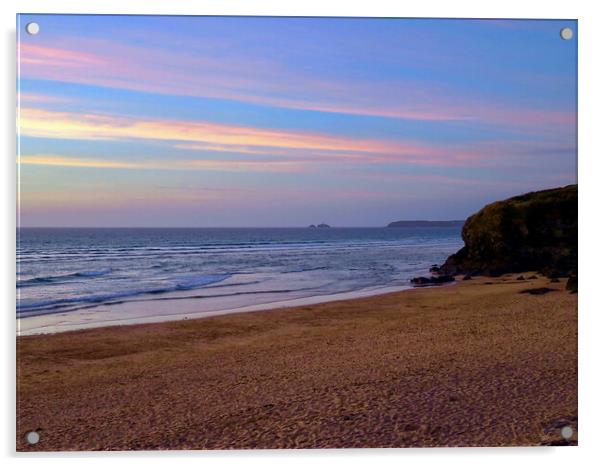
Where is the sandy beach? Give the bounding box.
[16,274,577,450]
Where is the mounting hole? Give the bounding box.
[560,27,573,41]
[25,431,40,444]
[25,22,40,35]
[560,425,574,439]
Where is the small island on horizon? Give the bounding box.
[308,223,331,228]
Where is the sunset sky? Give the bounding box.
[17,15,577,227]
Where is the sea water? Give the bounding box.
[17,227,463,333]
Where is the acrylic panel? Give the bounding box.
[16,15,577,451]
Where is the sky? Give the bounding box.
[17,15,577,227]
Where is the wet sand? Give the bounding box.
[17,274,577,450]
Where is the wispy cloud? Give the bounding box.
[17,92,73,105]
[19,107,381,151]
[20,106,576,172]
[16,17,577,227]
[19,43,105,67]
[18,39,574,132]
[19,154,305,173]
[20,155,140,169]
[19,107,476,167]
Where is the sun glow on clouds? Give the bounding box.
[19,106,575,174]
[19,107,474,168]
[19,155,304,173]
[16,16,577,226]
[18,107,398,153]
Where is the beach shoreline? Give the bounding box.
[17,273,577,450]
[17,283,415,336]
[16,226,464,336]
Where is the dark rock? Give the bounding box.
[308,224,316,228]
[429,265,441,273]
[519,287,556,295]
[541,268,564,278]
[462,274,472,281]
[410,277,431,285]
[528,275,538,279]
[517,275,525,281]
[410,275,455,287]
[430,275,455,284]
[439,185,577,279]
[550,277,560,283]
[317,223,330,228]
[566,275,577,293]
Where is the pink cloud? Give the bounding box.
[17,92,73,105]
[19,99,579,186]
[18,37,575,132]
[19,107,473,167]
[19,43,106,68]
[20,105,575,173]
[19,154,304,173]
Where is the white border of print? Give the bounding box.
[2,1,600,465]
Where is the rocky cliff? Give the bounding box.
[439,185,577,278]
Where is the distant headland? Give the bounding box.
[309,223,331,228]
[387,220,464,228]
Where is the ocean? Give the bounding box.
[16,227,463,334]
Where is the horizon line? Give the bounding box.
[17,222,466,229]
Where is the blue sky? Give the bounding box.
[17,15,577,226]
